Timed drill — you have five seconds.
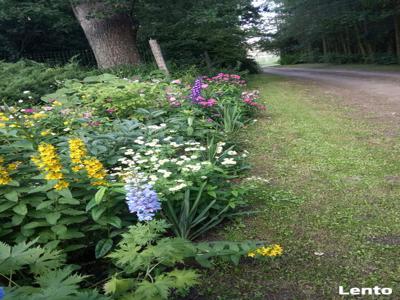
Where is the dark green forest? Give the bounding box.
[264,0,400,64]
[0,0,261,69]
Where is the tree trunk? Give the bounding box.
[354,25,366,57]
[394,13,400,63]
[72,1,141,69]
[322,37,327,56]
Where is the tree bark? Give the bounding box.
[72,1,141,68]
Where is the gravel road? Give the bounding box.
[263,67,400,132]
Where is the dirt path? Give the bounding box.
[263,67,400,133]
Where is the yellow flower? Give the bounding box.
[24,120,35,127]
[53,101,62,106]
[0,123,5,128]
[31,112,47,120]
[0,157,12,185]
[67,138,108,186]
[31,143,68,190]
[54,180,69,190]
[83,157,107,185]
[7,162,21,171]
[0,114,9,122]
[248,244,283,258]
[68,138,87,171]
[83,158,107,179]
[40,130,52,136]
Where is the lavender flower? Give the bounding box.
[190,78,203,103]
[0,287,4,300]
[125,183,161,221]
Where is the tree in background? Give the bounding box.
[137,0,262,70]
[71,1,141,68]
[0,0,88,59]
[0,0,262,70]
[261,0,400,64]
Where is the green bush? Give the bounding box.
[42,74,175,118]
[0,60,98,104]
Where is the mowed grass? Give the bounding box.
[199,75,400,299]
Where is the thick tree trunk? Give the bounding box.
[72,1,141,68]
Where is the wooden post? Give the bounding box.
[149,39,169,75]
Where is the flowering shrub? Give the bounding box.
[42,74,186,118]
[0,70,276,300]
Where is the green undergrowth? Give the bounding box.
[198,74,400,299]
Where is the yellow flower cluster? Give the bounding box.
[68,138,87,172]
[31,143,69,190]
[68,138,107,186]
[247,244,283,258]
[0,112,9,128]
[31,112,47,120]
[0,157,11,185]
[83,157,107,186]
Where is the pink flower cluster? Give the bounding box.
[242,90,265,110]
[197,97,217,107]
[167,96,181,107]
[205,73,246,85]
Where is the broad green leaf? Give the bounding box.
[59,197,80,205]
[5,190,18,202]
[91,206,106,221]
[95,186,107,204]
[0,202,15,213]
[95,238,113,258]
[51,224,67,235]
[46,212,62,225]
[13,203,27,215]
[106,216,122,228]
[36,200,54,210]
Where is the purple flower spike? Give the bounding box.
[190,78,203,103]
[125,184,161,221]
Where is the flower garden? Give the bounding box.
[0,70,281,299]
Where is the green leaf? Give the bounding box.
[59,197,80,205]
[106,216,122,228]
[95,186,107,204]
[207,190,217,198]
[13,203,27,215]
[28,182,54,194]
[104,276,135,295]
[36,200,54,210]
[4,191,18,202]
[0,202,16,213]
[22,221,49,230]
[91,206,106,221]
[58,188,73,199]
[168,269,200,289]
[95,238,113,258]
[86,198,97,211]
[51,224,67,235]
[7,180,20,187]
[46,212,62,225]
[11,140,34,150]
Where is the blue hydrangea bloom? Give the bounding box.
[190,78,203,103]
[125,184,161,221]
[0,287,5,300]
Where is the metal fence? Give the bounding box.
[0,43,157,67]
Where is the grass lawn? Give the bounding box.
[199,74,400,299]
